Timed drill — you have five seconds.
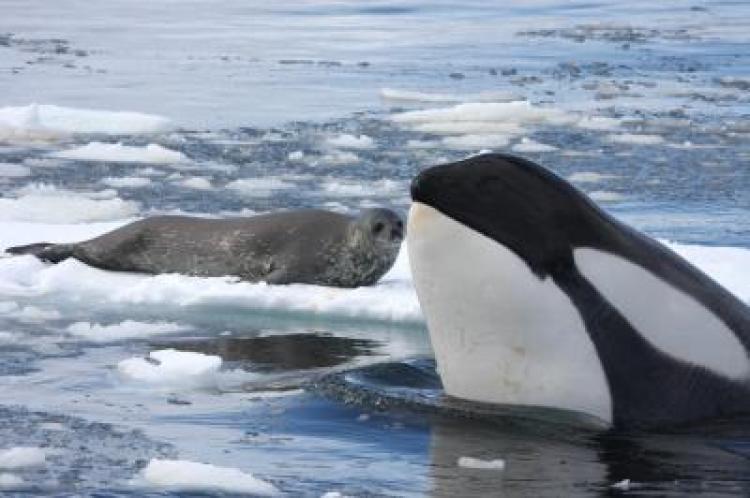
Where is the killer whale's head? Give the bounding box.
[410,153,601,279]
[406,153,614,424]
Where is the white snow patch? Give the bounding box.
[511,137,558,153]
[0,163,31,178]
[607,133,664,145]
[0,473,24,488]
[0,184,139,223]
[0,104,172,143]
[52,142,187,164]
[326,134,374,149]
[457,456,505,470]
[179,177,213,190]
[588,190,625,202]
[226,178,297,197]
[102,176,152,188]
[136,458,279,496]
[4,304,61,323]
[0,447,46,469]
[118,349,222,388]
[67,320,189,343]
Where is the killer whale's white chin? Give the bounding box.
[407,202,613,424]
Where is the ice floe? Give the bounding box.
[0,184,139,223]
[0,104,173,143]
[226,177,298,197]
[0,447,46,469]
[52,142,188,164]
[326,134,374,149]
[588,190,625,202]
[511,137,558,153]
[0,473,24,488]
[102,176,153,188]
[178,177,213,190]
[118,349,222,388]
[381,88,520,104]
[568,172,618,183]
[135,458,279,495]
[606,133,664,145]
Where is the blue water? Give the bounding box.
[1,0,750,495]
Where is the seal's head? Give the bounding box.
[341,208,403,286]
[356,208,404,249]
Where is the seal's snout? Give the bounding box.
[391,220,404,242]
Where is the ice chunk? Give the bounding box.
[136,458,279,496]
[606,133,664,145]
[0,447,46,469]
[117,349,222,388]
[0,104,172,142]
[0,184,139,223]
[52,142,187,164]
[0,473,24,488]
[611,478,631,490]
[457,456,505,470]
[102,176,152,188]
[326,134,374,149]
[178,177,213,190]
[381,88,520,104]
[226,178,297,197]
[67,321,189,343]
[511,137,558,153]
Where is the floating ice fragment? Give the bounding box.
[136,458,279,496]
[102,176,152,188]
[611,478,631,490]
[0,473,24,488]
[117,349,222,389]
[511,137,558,153]
[0,447,46,469]
[52,142,188,164]
[326,134,374,149]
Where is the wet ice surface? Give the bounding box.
[2,0,750,495]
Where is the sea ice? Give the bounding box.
[0,163,31,178]
[0,184,139,223]
[588,190,625,202]
[52,142,187,164]
[117,349,222,388]
[178,177,213,190]
[606,133,664,145]
[326,134,374,149]
[0,473,24,488]
[511,137,558,153]
[0,447,46,469]
[0,104,172,143]
[226,177,297,197]
[136,458,279,495]
[102,176,153,188]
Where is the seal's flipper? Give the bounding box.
[5,242,74,263]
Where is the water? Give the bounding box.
[1,0,750,495]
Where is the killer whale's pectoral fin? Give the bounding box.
[553,266,750,428]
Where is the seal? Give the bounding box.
[407,153,750,429]
[6,208,404,288]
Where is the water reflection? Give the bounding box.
[152,332,381,372]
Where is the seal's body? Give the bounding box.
[7,208,404,288]
[407,153,750,429]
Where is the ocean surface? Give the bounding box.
[1,0,749,495]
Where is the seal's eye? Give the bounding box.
[372,222,385,234]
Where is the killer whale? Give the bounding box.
[407,153,750,429]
